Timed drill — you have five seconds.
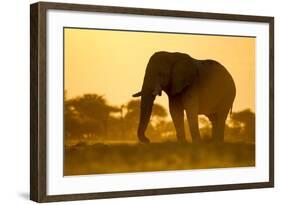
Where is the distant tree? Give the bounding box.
[125,100,141,123]
[64,94,119,142]
[125,100,167,123]
[230,109,255,143]
[69,94,118,120]
[123,100,168,140]
[125,100,167,120]
[198,115,212,140]
[64,91,82,140]
[64,99,82,139]
[154,120,176,140]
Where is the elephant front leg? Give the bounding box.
[186,112,201,143]
[181,87,202,143]
[169,97,187,143]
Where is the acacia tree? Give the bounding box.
[230,109,255,143]
[198,115,212,140]
[123,100,167,140]
[64,94,119,141]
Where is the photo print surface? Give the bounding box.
[63,28,256,176]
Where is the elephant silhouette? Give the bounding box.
[133,51,236,143]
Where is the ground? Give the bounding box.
[64,141,255,176]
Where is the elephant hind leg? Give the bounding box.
[169,97,187,142]
[209,113,228,143]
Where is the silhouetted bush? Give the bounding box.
[64,92,255,145]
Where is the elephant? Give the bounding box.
[132,51,236,144]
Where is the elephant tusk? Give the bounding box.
[132,91,142,97]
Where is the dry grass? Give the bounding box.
[64,141,255,176]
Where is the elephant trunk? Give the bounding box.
[137,92,155,143]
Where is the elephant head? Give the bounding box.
[132,51,198,143]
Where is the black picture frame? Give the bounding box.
[30,1,274,202]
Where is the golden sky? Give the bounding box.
[64,28,255,112]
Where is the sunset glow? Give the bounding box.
[64,28,255,113]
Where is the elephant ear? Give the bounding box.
[170,59,198,96]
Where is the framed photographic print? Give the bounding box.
[30,1,274,202]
